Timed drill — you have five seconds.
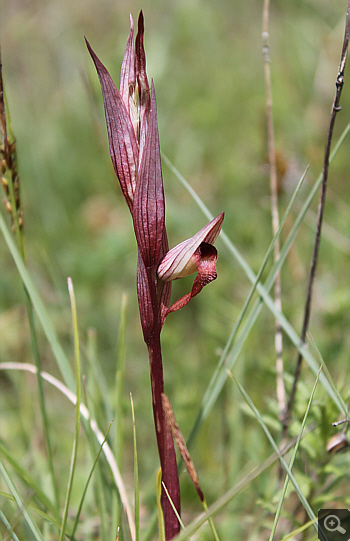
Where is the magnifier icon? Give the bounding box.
[324,514,346,534]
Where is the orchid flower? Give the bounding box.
[158,211,224,314]
[86,12,224,539]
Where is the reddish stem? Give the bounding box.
[148,336,180,539]
[146,271,180,539]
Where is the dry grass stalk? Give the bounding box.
[262,0,286,419]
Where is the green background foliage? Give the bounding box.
[0,0,349,539]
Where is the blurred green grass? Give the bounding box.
[0,0,349,538]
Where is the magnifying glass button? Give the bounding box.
[324,514,346,534]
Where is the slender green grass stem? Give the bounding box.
[0,441,58,518]
[157,469,166,541]
[115,294,127,466]
[268,369,321,541]
[81,378,109,541]
[0,460,44,541]
[24,291,60,510]
[70,422,113,540]
[130,394,140,541]
[59,278,82,541]
[231,374,317,530]
[202,500,220,541]
[161,482,185,532]
[113,293,127,535]
[0,507,21,541]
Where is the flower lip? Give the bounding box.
[157,212,224,282]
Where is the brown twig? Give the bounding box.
[262,0,286,418]
[283,1,350,429]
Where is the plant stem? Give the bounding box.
[262,0,286,418]
[147,331,180,540]
[59,278,82,541]
[137,254,180,539]
[283,1,350,428]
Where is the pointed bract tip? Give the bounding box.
[84,36,91,51]
[85,37,98,63]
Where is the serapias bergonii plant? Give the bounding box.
[86,11,224,539]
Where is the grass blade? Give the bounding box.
[0,441,58,520]
[82,379,109,541]
[156,469,166,541]
[85,327,113,427]
[161,483,185,532]
[112,294,128,538]
[130,394,140,541]
[0,459,44,541]
[0,507,21,541]
[115,294,127,472]
[70,421,113,540]
[229,372,317,531]
[59,278,82,541]
[0,491,62,531]
[268,368,321,541]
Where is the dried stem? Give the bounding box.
[262,0,286,417]
[283,1,350,428]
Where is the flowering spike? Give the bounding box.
[87,13,224,539]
